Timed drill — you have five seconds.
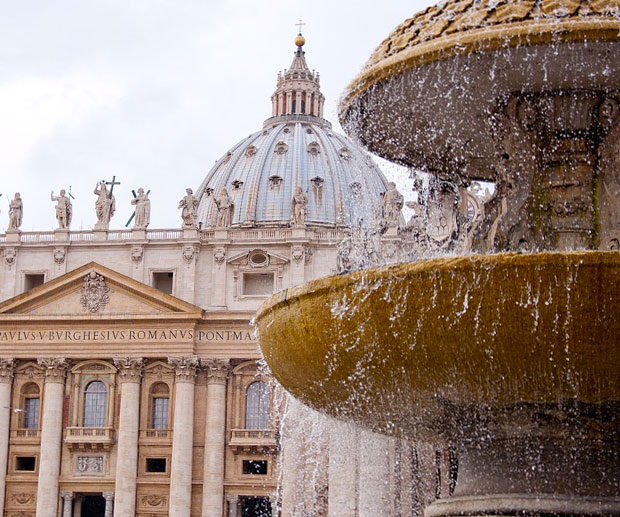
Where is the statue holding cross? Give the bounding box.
[93,176,119,230]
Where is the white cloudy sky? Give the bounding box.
[0,0,434,232]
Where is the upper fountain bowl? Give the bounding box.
[338,0,620,180]
[256,251,620,438]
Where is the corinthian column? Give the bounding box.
[0,359,15,517]
[36,358,69,517]
[113,357,144,517]
[168,356,198,517]
[200,359,230,517]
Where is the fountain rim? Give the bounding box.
[338,17,620,128]
[256,250,620,322]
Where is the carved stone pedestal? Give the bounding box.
[425,403,620,517]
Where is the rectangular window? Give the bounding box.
[152,397,169,429]
[23,397,39,429]
[153,272,174,295]
[24,274,45,292]
[15,456,36,471]
[146,458,167,473]
[242,460,268,475]
[243,273,274,296]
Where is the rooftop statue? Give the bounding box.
[131,188,151,229]
[291,186,308,226]
[51,189,72,230]
[7,193,22,231]
[215,188,233,228]
[382,182,403,228]
[178,188,198,228]
[93,182,116,230]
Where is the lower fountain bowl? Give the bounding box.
[256,251,620,437]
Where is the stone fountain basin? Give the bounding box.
[256,251,620,437]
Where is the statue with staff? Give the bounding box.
[51,189,73,229]
[127,187,151,228]
[178,188,199,228]
[94,176,119,229]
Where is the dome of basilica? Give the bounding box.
[195,35,388,229]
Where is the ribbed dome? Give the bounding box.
[195,35,388,229]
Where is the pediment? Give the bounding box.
[227,248,289,267]
[0,262,203,318]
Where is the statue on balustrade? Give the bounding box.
[8,193,23,231]
[215,188,234,227]
[178,188,199,228]
[51,189,72,229]
[94,182,116,229]
[131,188,151,229]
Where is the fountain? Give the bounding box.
[257,2,620,516]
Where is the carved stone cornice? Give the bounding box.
[200,359,230,385]
[37,358,69,383]
[0,358,15,384]
[113,357,145,383]
[168,356,198,383]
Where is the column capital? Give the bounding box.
[102,491,115,501]
[200,359,230,385]
[37,358,69,383]
[0,358,15,383]
[60,491,74,501]
[168,356,198,383]
[113,357,144,383]
[227,494,239,504]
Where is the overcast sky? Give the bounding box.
[0,0,435,232]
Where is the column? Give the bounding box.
[113,357,144,517]
[227,494,239,517]
[103,491,115,517]
[0,359,15,517]
[61,491,74,517]
[168,357,198,517]
[358,429,390,517]
[36,358,69,517]
[328,419,358,517]
[200,359,230,517]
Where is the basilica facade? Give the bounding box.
[0,35,405,517]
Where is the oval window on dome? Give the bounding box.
[245,145,257,158]
[307,142,321,156]
[232,180,244,191]
[274,142,288,155]
[269,175,283,189]
[339,147,351,161]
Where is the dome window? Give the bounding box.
[350,182,362,197]
[232,180,244,191]
[269,176,283,189]
[307,142,321,156]
[205,188,214,197]
[311,177,324,188]
[339,147,351,161]
[245,145,257,158]
[306,128,313,135]
[222,151,233,163]
[274,142,288,155]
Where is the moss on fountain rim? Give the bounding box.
[339,0,620,127]
[256,251,620,436]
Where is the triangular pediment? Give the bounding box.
[227,248,289,267]
[0,262,203,318]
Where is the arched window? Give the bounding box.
[83,380,107,427]
[21,383,40,429]
[150,382,170,429]
[245,381,270,429]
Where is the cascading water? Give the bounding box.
[257,2,620,516]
